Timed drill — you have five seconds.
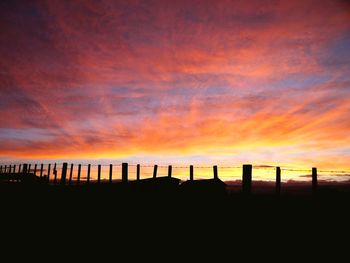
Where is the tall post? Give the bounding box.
[312,167,317,194]
[18,164,21,173]
[60,162,68,185]
[69,163,73,185]
[122,163,128,183]
[47,164,51,183]
[4,165,7,173]
[190,165,194,181]
[109,164,113,183]
[77,164,81,184]
[53,163,57,184]
[40,164,44,178]
[213,165,218,179]
[87,164,91,184]
[0,165,2,173]
[97,164,101,183]
[23,164,28,174]
[136,164,140,181]
[33,164,37,176]
[28,164,31,173]
[13,165,16,173]
[276,167,281,195]
[153,165,158,178]
[242,164,252,195]
[168,165,172,178]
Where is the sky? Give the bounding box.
[1,0,350,177]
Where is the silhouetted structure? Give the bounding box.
[136,164,140,180]
[60,162,67,185]
[77,164,81,184]
[276,167,281,194]
[122,163,128,183]
[190,165,194,181]
[97,164,101,183]
[168,165,172,178]
[153,165,158,178]
[242,164,252,194]
[109,164,113,183]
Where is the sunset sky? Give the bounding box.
[1,0,350,174]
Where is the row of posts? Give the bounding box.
[0,163,318,193]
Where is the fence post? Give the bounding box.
[276,167,281,195]
[77,164,81,185]
[242,164,252,194]
[4,165,7,173]
[33,164,37,176]
[47,164,51,183]
[53,163,57,184]
[87,164,91,184]
[190,165,194,181]
[69,163,73,185]
[60,162,68,185]
[213,165,218,179]
[136,164,140,180]
[97,164,101,183]
[13,165,16,173]
[312,167,317,194]
[168,165,172,178]
[122,163,128,183]
[109,164,113,183]
[40,164,44,178]
[153,165,158,178]
[23,164,28,174]
[0,165,2,173]
[28,164,31,173]
[18,164,21,173]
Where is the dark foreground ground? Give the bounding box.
[2,181,350,259]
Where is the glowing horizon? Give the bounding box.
[1,0,350,176]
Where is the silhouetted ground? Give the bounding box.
[2,178,350,259]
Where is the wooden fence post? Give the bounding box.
[77,164,81,185]
[60,162,68,185]
[87,164,91,184]
[97,164,101,183]
[47,164,51,183]
[153,165,158,178]
[109,164,113,183]
[276,167,281,194]
[242,164,252,194]
[122,163,128,183]
[168,165,172,178]
[53,163,57,184]
[13,165,16,173]
[23,164,28,174]
[312,167,317,193]
[69,163,73,185]
[28,164,31,173]
[40,164,44,178]
[4,165,7,173]
[33,164,37,176]
[190,165,194,181]
[213,165,218,179]
[136,164,140,181]
[18,164,21,173]
[0,165,2,173]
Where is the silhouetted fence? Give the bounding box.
[0,161,337,194]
